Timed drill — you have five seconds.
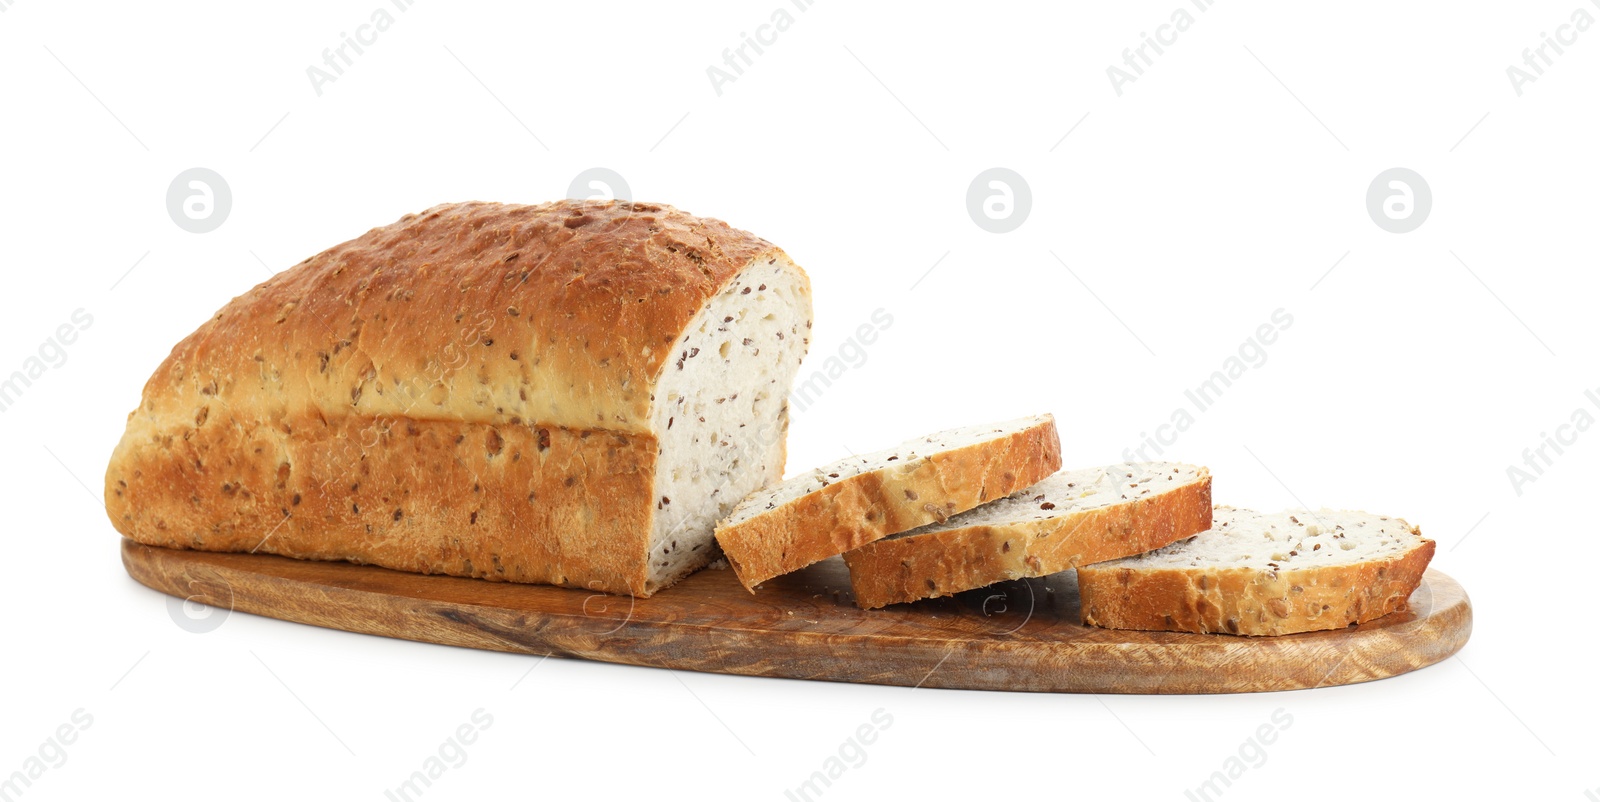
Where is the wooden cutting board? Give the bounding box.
[122,539,1471,694]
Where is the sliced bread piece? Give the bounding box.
[1077,507,1436,636]
[842,462,1211,609]
[715,414,1061,591]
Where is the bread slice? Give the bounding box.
[842,462,1211,609]
[715,414,1061,591]
[1077,507,1436,636]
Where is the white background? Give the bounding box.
[2,1,1596,799]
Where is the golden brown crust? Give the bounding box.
[125,200,779,435]
[1077,531,1436,636]
[107,416,656,592]
[105,200,794,596]
[715,418,1062,591]
[843,471,1212,609]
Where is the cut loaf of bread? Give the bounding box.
[715,414,1061,591]
[1077,507,1436,636]
[106,200,813,597]
[843,462,1211,609]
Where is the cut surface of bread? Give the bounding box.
[1077,507,1436,636]
[715,414,1061,591]
[105,200,812,597]
[644,258,811,591]
[843,462,1211,609]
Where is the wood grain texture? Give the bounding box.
[122,538,1471,694]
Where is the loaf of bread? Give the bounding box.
[715,415,1061,591]
[1077,507,1435,636]
[105,200,813,596]
[843,462,1211,609]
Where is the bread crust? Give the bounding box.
[715,417,1062,591]
[843,469,1212,609]
[1077,528,1436,636]
[105,200,803,596]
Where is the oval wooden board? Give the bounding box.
[122,539,1471,694]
